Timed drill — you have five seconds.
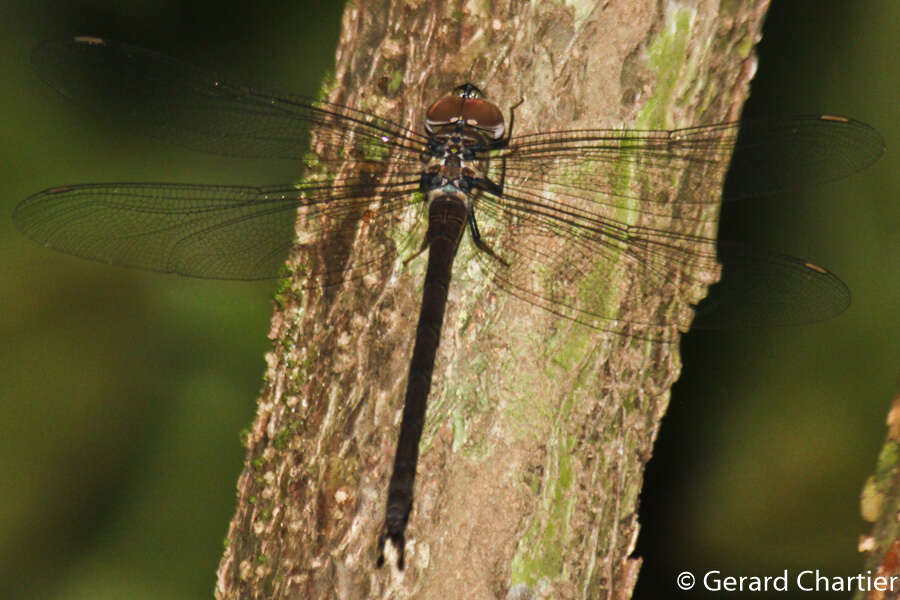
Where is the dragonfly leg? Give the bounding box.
[501,96,524,146]
[467,206,509,267]
[402,237,429,266]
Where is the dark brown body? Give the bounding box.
[378,197,469,568]
[377,84,509,568]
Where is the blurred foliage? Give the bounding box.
[1,2,342,599]
[0,1,896,599]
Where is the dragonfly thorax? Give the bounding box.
[420,171,473,205]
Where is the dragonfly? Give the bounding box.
[14,36,884,569]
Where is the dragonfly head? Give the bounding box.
[425,83,505,142]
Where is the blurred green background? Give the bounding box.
[1,2,343,599]
[0,2,895,599]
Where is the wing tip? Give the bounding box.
[72,36,106,46]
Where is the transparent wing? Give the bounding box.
[472,189,719,341]
[498,116,883,216]
[31,36,430,164]
[465,114,877,337]
[466,128,725,339]
[14,178,422,281]
[469,189,850,337]
[692,243,851,328]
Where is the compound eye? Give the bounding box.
[425,88,505,139]
[460,98,505,139]
[425,95,465,128]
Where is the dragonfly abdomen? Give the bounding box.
[378,195,468,569]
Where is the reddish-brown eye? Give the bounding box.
[425,95,465,125]
[425,91,505,139]
[461,98,504,135]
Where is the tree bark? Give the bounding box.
[857,390,900,600]
[215,1,770,598]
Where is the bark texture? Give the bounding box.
[857,391,900,600]
[215,1,770,598]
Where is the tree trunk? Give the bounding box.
[857,390,900,600]
[215,1,770,598]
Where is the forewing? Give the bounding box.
[30,36,430,164]
[498,116,883,216]
[721,116,884,200]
